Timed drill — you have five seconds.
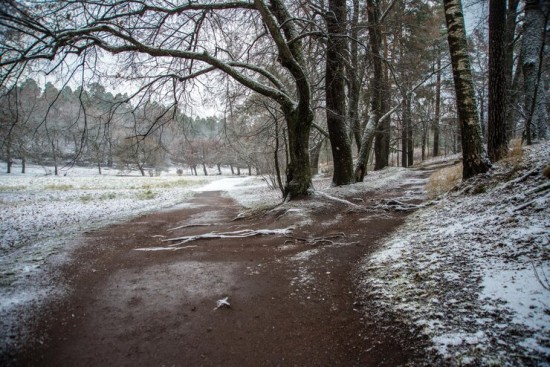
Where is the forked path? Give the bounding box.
[13,168,444,366]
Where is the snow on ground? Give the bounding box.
[0,163,275,354]
[360,142,550,366]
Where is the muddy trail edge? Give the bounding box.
[7,165,449,367]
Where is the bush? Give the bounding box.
[176,168,183,176]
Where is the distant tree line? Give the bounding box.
[0,79,261,176]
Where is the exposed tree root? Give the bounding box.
[167,224,213,232]
[163,228,294,247]
[284,232,359,247]
[313,191,361,208]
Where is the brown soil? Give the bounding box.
[8,173,435,367]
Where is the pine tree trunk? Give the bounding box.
[443,0,491,179]
[325,0,354,186]
[488,0,509,161]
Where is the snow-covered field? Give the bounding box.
[0,163,278,353]
[360,143,550,366]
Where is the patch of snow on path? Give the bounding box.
[360,142,550,366]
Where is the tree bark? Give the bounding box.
[310,137,324,176]
[504,0,520,139]
[488,0,508,162]
[325,0,354,186]
[522,0,549,144]
[406,95,414,167]
[443,0,491,179]
[367,0,390,171]
[348,0,362,152]
[354,116,376,181]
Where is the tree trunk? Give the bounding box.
[217,163,222,175]
[230,165,234,175]
[21,157,26,174]
[348,0,362,152]
[354,116,376,181]
[283,106,313,199]
[433,56,441,157]
[443,0,491,179]
[367,0,390,171]
[504,0,520,139]
[488,0,508,162]
[53,145,58,176]
[325,0,354,186]
[6,137,12,174]
[401,119,408,168]
[261,0,314,199]
[310,138,324,176]
[522,0,548,144]
[273,120,284,195]
[405,95,414,167]
[202,162,208,176]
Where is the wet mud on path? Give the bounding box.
[9,173,437,366]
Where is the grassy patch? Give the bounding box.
[80,194,93,202]
[45,184,74,191]
[137,189,156,200]
[426,164,462,199]
[99,192,117,200]
[0,185,27,192]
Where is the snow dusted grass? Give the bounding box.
[360,142,550,366]
[0,164,275,353]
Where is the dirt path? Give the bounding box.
[8,167,445,367]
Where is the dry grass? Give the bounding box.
[426,164,462,199]
[502,138,524,167]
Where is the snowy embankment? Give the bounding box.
[0,164,275,353]
[361,143,550,366]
